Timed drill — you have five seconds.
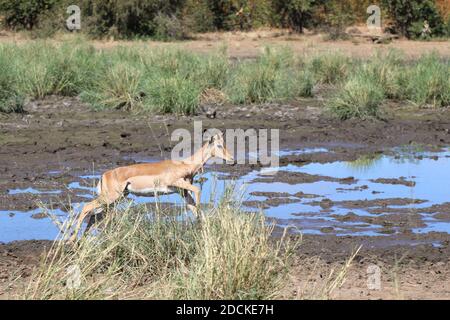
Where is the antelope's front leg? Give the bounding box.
[172,179,201,215]
[181,189,199,216]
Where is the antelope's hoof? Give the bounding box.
[187,204,199,216]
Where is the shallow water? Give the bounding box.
[1,147,449,242]
[8,188,61,195]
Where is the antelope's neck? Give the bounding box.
[184,144,210,174]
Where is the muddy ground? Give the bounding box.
[0,92,449,299]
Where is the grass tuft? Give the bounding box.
[1,41,448,117]
[329,68,385,120]
[406,53,450,108]
[145,75,201,114]
[23,191,297,300]
[81,64,144,111]
[308,52,350,85]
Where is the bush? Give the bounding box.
[14,42,97,99]
[80,0,185,39]
[322,1,355,40]
[272,0,316,33]
[226,62,277,104]
[275,69,315,99]
[181,0,215,33]
[383,0,445,38]
[27,1,68,38]
[329,69,385,120]
[191,47,230,89]
[0,0,59,30]
[445,15,450,37]
[154,13,189,41]
[225,47,312,104]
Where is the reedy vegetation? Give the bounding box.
[0,41,449,117]
[23,191,298,300]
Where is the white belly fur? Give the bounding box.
[127,185,176,196]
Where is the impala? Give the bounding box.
[70,132,234,241]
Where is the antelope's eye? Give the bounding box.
[217,145,223,149]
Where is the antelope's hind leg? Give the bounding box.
[85,207,106,233]
[70,186,125,242]
[69,199,102,242]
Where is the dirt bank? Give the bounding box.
[2,31,450,59]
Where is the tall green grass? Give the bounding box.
[0,42,448,117]
[405,53,450,108]
[308,52,350,85]
[361,50,408,100]
[226,47,313,103]
[329,68,385,120]
[0,45,24,113]
[23,191,298,300]
[81,64,144,111]
[328,50,450,119]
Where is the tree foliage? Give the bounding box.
[383,0,445,38]
[0,0,449,39]
[0,0,59,30]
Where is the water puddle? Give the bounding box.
[0,208,66,242]
[8,188,61,195]
[1,147,450,242]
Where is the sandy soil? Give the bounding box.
[1,29,449,59]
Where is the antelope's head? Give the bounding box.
[207,132,234,163]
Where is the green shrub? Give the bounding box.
[275,69,315,99]
[329,70,385,120]
[27,1,68,38]
[182,0,215,33]
[445,15,450,37]
[154,13,189,41]
[80,0,185,39]
[13,42,97,99]
[14,42,56,98]
[272,0,316,33]
[322,1,355,41]
[191,48,230,89]
[225,47,305,104]
[0,0,59,30]
[171,198,295,299]
[383,0,445,38]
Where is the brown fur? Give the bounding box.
[70,133,233,241]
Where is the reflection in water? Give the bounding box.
[346,154,383,172]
